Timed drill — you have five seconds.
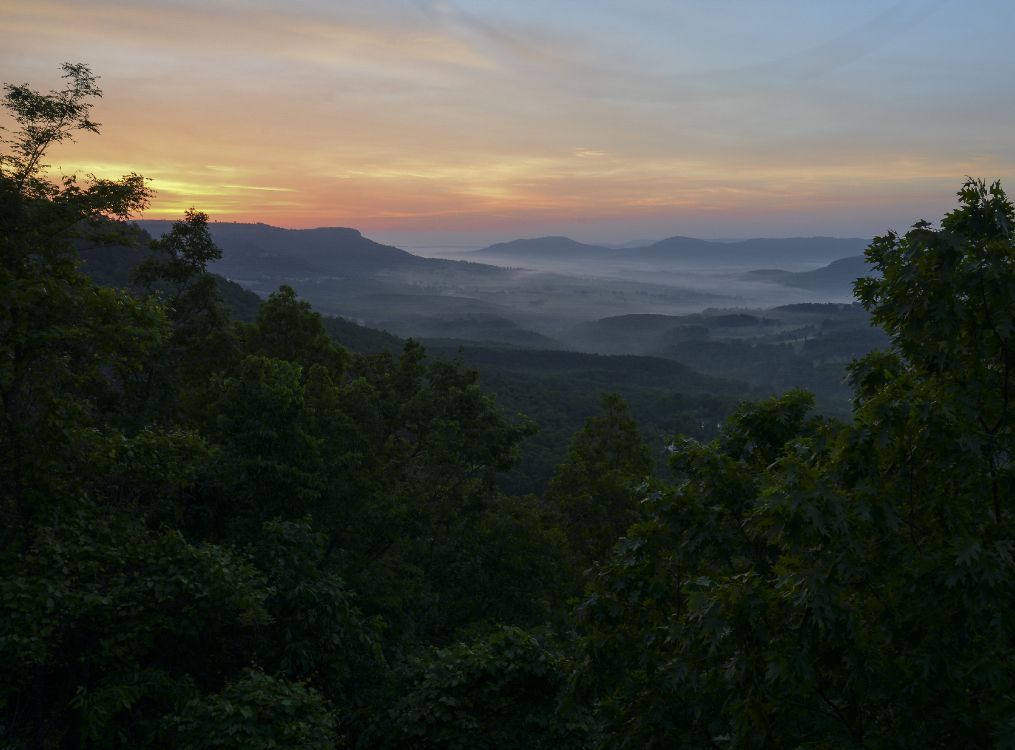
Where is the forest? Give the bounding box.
[4,64,1015,749]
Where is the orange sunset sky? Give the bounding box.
[3,0,1014,246]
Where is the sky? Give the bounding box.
[3,0,1014,246]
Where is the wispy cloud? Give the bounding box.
[222,184,296,192]
[2,0,1009,235]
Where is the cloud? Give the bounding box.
[222,184,296,192]
[2,0,1009,235]
[2,0,499,80]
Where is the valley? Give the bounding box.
[132,221,886,493]
[136,221,877,354]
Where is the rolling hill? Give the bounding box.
[624,236,869,266]
[471,234,871,269]
[135,221,506,279]
[469,236,615,260]
[744,255,872,293]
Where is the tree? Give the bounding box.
[129,209,238,425]
[171,670,340,750]
[0,65,361,749]
[576,181,1015,748]
[855,178,1015,523]
[1,63,162,537]
[1,63,100,195]
[0,62,150,239]
[243,285,347,374]
[575,391,824,748]
[375,627,595,749]
[546,393,653,568]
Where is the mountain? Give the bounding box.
[75,224,405,354]
[618,235,715,259]
[468,233,871,269]
[135,221,432,278]
[601,239,661,249]
[77,224,263,321]
[745,255,872,293]
[622,236,870,267]
[470,236,615,260]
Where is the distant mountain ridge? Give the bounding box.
[134,224,511,286]
[137,221,870,274]
[476,236,615,259]
[744,255,873,293]
[75,223,405,354]
[471,234,871,268]
[135,221,504,278]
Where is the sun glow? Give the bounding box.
[6,0,1012,238]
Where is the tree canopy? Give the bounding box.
[3,64,1014,749]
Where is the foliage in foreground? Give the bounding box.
[577,179,1015,747]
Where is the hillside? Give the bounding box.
[470,236,615,260]
[470,234,871,269]
[614,235,871,267]
[77,225,743,496]
[563,303,886,411]
[425,343,748,493]
[135,221,507,279]
[77,226,403,354]
[745,254,872,293]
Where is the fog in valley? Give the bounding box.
[138,221,871,332]
[136,221,886,427]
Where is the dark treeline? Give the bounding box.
[4,65,1015,749]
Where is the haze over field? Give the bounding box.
[136,220,873,341]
